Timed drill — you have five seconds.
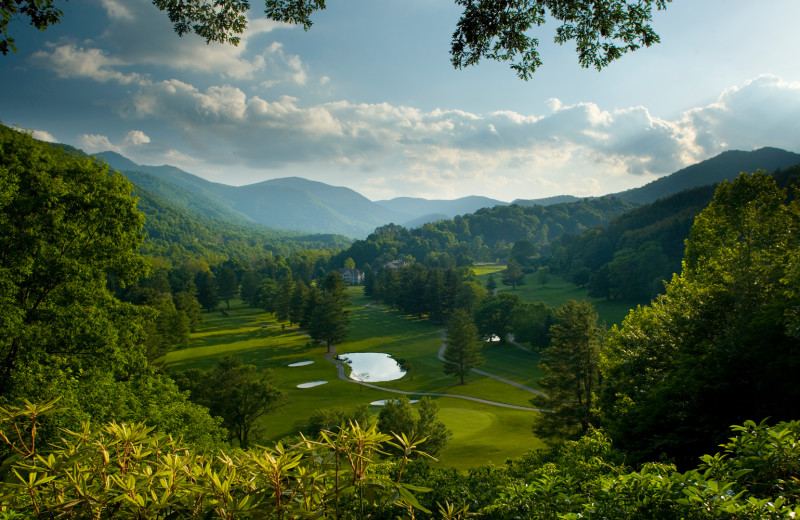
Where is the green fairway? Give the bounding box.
[477,266,634,326]
[165,292,545,468]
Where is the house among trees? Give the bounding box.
[382,259,409,270]
[337,268,365,285]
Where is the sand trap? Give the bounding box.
[370,399,419,406]
[297,381,327,388]
[288,361,314,367]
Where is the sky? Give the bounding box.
[2,0,799,202]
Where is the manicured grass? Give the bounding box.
[476,266,633,326]
[473,263,506,277]
[436,400,545,469]
[165,292,545,468]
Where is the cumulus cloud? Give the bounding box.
[105,73,800,198]
[32,130,57,142]
[80,130,151,154]
[30,44,144,84]
[90,0,296,80]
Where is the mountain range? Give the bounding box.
[100,147,800,238]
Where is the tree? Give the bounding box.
[178,356,285,449]
[0,124,148,396]
[501,259,525,290]
[536,265,550,285]
[306,403,373,437]
[3,1,673,79]
[289,280,309,326]
[377,396,451,456]
[239,269,263,307]
[473,292,522,342]
[0,124,223,447]
[194,270,219,311]
[309,271,350,352]
[216,265,238,310]
[531,300,603,441]
[443,309,482,384]
[510,301,555,351]
[601,172,800,465]
[485,273,497,293]
[276,275,294,323]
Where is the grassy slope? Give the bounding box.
[165,289,546,468]
[478,266,634,326]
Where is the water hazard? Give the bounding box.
[337,352,407,382]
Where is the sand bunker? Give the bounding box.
[288,361,314,367]
[297,381,327,388]
[370,399,419,406]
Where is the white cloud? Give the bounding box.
[31,44,144,84]
[108,73,800,199]
[124,130,150,146]
[32,130,57,142]
[80,134,116,152]
[99,0,134,21]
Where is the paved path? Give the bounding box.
[321,331,547,412]
[437,331,547,397]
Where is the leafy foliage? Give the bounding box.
[0,400,436,520]
[377,396,452,457]
[175,357,285,449]
[600,172,800,465]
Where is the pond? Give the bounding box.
[337,352,407,382]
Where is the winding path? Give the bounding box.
[438,331,546,397]
[322,331,547,412]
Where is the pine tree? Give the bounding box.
[531,300,602,441]
[309,272,350,352]
[443,309,482,384]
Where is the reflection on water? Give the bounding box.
[337,352,406,382]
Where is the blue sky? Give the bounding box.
[2,0,799,201]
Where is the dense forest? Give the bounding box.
[2,124,800,518]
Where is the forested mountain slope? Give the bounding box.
[100,152,408,237]
[549,164,800,303]
[612,147,800,203]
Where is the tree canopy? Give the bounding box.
[3,0,671,78]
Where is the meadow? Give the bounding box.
[479,267,634,326]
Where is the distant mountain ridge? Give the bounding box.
[612,147,800,203]
[99,147,800,238]
[375,195,508,221]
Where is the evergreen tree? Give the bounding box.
[238,269,263,307]
[309,272,350,352]
[194,270,219,311]
[443,309,482,384]
[276,275,294,323]
[531,300,603,441]
[289,280,309,326]
[216,265,238,310]
[501,259,525,290]
[485,273,497,292]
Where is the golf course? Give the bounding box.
[165,270,631,469]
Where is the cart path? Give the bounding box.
[437,331,547,397]
[320,331,547,412]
